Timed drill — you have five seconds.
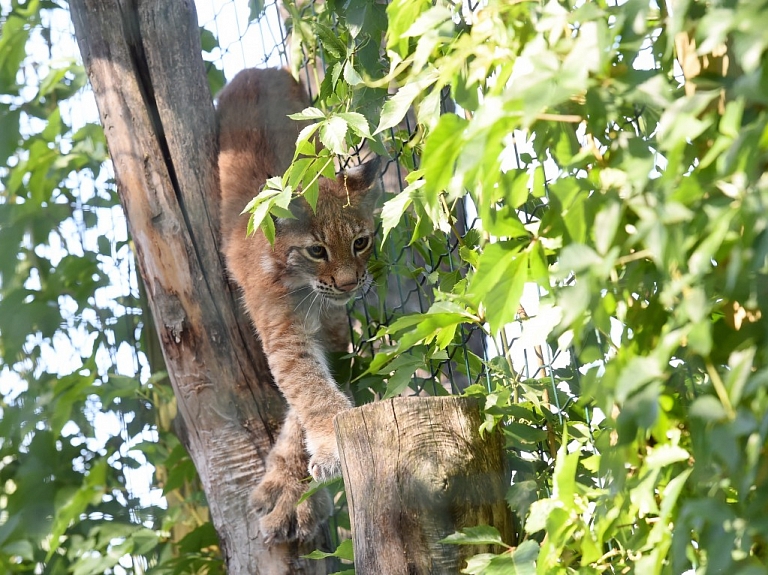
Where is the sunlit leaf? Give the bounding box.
[320,116,349,154]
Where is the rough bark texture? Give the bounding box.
[335,397,514,575]
[68,1,333,572]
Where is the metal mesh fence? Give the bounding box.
[3,0,576,552]
[197,0,565,400]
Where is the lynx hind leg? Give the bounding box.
[252,409,333,544]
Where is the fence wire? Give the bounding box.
[31,0,576,549]
[198,0,567,399]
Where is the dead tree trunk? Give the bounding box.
[68,1,333,572]
[335,397,514,574]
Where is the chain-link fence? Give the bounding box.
[198,0,571,400]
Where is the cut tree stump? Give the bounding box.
[335,397,514,575]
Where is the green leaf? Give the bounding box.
[510,540,539,575]
[337,112,371,139]
[615,356,663,403]
[295,124,321,158]
[381,353,424,399]
[199,27,219,53]
[334,538,354,561]
[441,525,507,547]
[524,498,558,534]
[552,426,579,509]
[51,371,96,437]
[690,395,728,421]
[316,22,348,59]
[1,540,34,562]
[461,541,538,575]
[248,0,266,21]
[130,528,160,556]
[506,480,539,520]
[417,87,442,130]
[479,203,529,238]
[0,14,30,91]
[260,211,276,244]
[725,347,755,406]
[246,194,277,238]
[374,69,439,134]
[206,64,226,98]
[380,180,421,241]
[593,201,621,256]
[498,169,531,209]
[48,458,109,561]
[462,554,494,574]
[386,0,432,54]
[645,445,690,469]
[290,107,326,121]
[297,476,343,505]
[384,301,476,353]
[469,242,529,333]
[503,423,548,447]
[0,105,21,165]
[303,177,320,211]
[638,469,693,572]
[343,61,363,86]
[402,5,453,37]
[304,538,354,561]
[320,116,349,154]
[421,113,468,196]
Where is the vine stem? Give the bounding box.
[705,360,736,420]
[302,156,334,199]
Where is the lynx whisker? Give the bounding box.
[294,289,316,313]
[360,286,379,306]
[304,292,320,331]
[280,286,309,300]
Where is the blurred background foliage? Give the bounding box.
[0,0,219,573]
[2,0,768,573]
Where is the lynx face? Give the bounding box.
[275,159,381,307]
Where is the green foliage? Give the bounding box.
[6,0,768,572]
[0,2,219,573]
[284,0,768,572]
[303,538,353,562]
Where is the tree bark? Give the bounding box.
[68,1,333,572]
[335,397,514,575]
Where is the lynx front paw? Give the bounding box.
[251,475,332,544]
[308,445,341,482]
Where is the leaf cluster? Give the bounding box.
[285,0,768,572]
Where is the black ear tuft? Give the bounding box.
[340,156,382,194]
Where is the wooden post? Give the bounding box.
[335,397,514,574]
[68,1,333,572]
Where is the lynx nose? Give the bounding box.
[332,275,359,293]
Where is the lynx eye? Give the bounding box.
[353,236,371,252]
[306,245,328,260]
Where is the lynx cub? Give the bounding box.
[217,68,380,543]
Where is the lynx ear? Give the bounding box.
[340,156,381,192]
[338,156,382,210]
[285,195,312,221]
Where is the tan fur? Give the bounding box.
[217,68,380,543]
